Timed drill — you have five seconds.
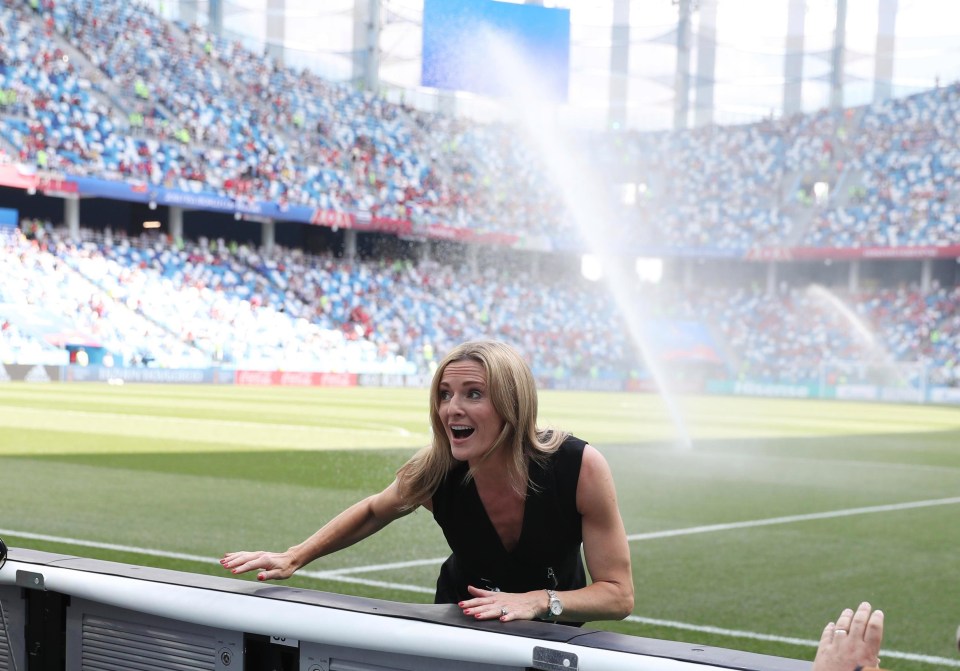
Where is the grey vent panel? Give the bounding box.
[330,661,410,671]
[67,600,242,671]
[81,614,217,670]
[0,589,24,671]
[301,641,520,671]
[0,604,10,671]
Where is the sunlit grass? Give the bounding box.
[2,383,959,669]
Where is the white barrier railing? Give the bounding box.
[0,548,809,671]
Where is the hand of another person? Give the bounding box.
[458,585,548,622]
[220,550,298,581]
[812,601,884,671]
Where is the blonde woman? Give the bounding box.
[222,340,634,624]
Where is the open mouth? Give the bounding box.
[450,425,475,440]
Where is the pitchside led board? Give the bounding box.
[421,0,571,103]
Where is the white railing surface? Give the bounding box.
[0,547,810,671]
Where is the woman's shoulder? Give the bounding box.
[537,430,587,451]
[559,434,588,451]
[551,434,587,463]
[553,437,617,488]
[537,434,587,476]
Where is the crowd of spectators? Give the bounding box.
[3,0,959,252]
[0,222,208,368]
[0,221,623,376]
[0,2,119,173]
[667,283,959,387]
[1,0,559,238]
[803,84,960,248]
[589,121,793,251]
[2,223,958,390]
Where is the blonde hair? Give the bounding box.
[396,340,568,508]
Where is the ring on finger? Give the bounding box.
[500,607,508,617]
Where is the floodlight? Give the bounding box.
[813,181,829,205]
[580,254,603,281]
[635,257,663,284]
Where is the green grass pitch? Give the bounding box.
[1,382,959,670]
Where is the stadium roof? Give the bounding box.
[149,1,960,130]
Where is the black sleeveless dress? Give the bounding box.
[431,435,587,616]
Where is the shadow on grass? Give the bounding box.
[600,428,960,470]
[6,442,414,490]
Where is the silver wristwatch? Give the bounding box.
[546,589,563,620]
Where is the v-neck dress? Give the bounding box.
[431,435,587,607]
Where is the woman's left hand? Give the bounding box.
[459,585,546,622]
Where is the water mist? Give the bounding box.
[468,26,692,448]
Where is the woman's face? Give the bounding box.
[438,359,505,465]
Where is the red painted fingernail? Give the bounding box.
[458,602,465,607]
[257,574,265,581]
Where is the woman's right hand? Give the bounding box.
[220,550,298,581]
[219,483,415,584]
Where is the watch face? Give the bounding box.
[550,601,563,616]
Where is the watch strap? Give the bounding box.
[545,589,562,620]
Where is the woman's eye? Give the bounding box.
[439,390,452,401]
[468,390,482,399]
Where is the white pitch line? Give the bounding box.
[6,496,960,576]
[0,530,214,564]
[317,495,960,575]
[297,571,434,595]
[0,528,437,593]
[626,495,960,542]
[624,615,960,668]
[310,558,446,576]
[6,496,959,575]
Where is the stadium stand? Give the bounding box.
[3,221,958,391]
[803,83,960,248]
[5,0,557,239]
[3,0,958,249]
[0,0,957,394]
